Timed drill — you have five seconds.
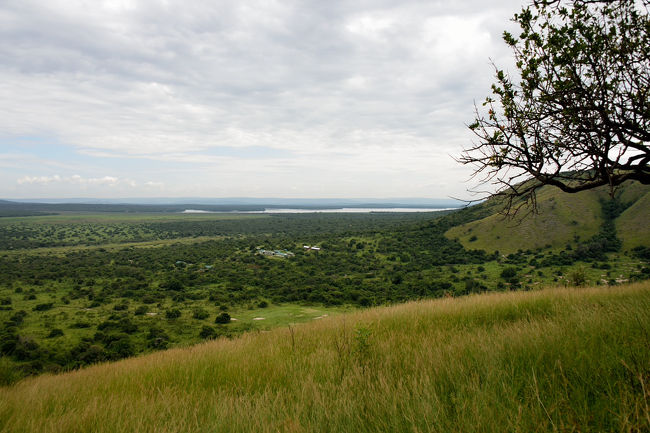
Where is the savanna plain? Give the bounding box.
[0,184,648,432]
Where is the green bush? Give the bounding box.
[199,326,216,339]
[192,308,209,320]
[500,267,518,279]
[215,312,231,324]
[33,303,53,312]
[47,329,64,338]
[569,267,588,286]
[165,309,181,319]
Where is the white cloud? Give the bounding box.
[17,174,128,186]
[0,0,524,198]
[346,13,395,41]
[17,175,62,185]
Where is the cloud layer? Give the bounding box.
[0,0,523,198]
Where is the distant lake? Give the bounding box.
[182,207,457,214]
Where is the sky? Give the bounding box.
[0,0,524,200]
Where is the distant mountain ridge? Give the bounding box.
[0,197,463,217]
[2,197,462,207]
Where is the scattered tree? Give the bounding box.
[192,308,209,320]
[215,312,231,324]
[199,326,217,339]
[165,308,181,319]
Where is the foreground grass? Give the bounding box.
[1,283,649,433]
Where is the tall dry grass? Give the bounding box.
[1,282,648,432]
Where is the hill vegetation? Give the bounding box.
[446,181,650,253]
[616,183,650,250]
[0,283,648,432]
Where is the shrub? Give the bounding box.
[199,326,216,339]
[76,344,107,365]
[192,308,209,320]
[13,336,41,361]
[463,279,486,294]
[500,267,518,279]
[569,267,588,286]
[165,280,183,291]
[165,309,181,319]
[631,246,650,261]
[8,311,27,326]
[47,328,64,338]
[107,336,134,359]
[69,321,91,329]
[215,312,231,324]
[146,327,169,349]
[171,293,185,302]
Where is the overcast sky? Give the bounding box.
[0,0,524,199]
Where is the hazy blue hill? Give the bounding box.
[2,197,463,207]
[0,197,463,216]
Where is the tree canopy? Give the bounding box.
[461,0,649,214]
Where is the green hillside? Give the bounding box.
[446,181,649,254]
[1,282,648,433]
[617,184,650,249]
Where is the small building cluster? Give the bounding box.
[257,249,295,258]
[303,245,321,251]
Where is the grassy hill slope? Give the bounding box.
[446,181,649,254]
[617,185,650,249]
[1,282,648,433]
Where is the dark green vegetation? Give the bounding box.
[0,211,446,250]
[0,200,286,217]
[0,187,648,382]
